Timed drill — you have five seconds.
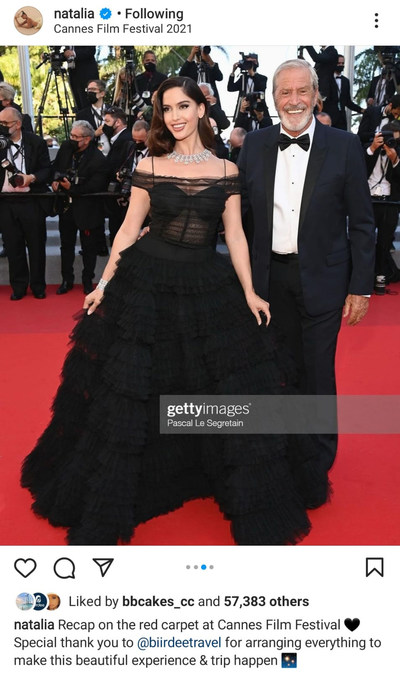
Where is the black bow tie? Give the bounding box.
[278,133,310,151]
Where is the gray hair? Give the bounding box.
[133,119,150,132]
[199,82,215,97]
[0,82,16,102]
[272,59,319,96]
[71,120,94,138]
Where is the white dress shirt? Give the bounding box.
[272,116,316,254]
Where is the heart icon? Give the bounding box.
[14,558,37,578]
[344,618,360,632]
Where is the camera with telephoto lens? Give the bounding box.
[131,91,147,111]
[1,159,25,187]
[381,129,399,148]
[119,167,133,196]
[238,51,258,73]
[53,168,78,187]
[245,91,265,113]
[0,135,12,150]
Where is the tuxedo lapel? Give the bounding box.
[263,125,280,237]
[23,134,33,174]
[299,121,327,229]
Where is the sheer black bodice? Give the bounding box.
[132,170,240,248]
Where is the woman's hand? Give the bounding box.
[245,291,271,326]
[83,288,104,315]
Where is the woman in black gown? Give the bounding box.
[21,77,329,545]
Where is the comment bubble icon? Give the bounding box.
[54,557,76,579]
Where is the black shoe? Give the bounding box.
[97,246,109,257]
[0,248,7,258]
[56,281,74,295]
[33,292,46,299]
[10,292,26,301]
[83,282,94,294]
[374,275,386,295]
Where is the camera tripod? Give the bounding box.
[35,57,76,140]
[119,47,140,129]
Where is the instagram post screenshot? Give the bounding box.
[0,2,399,671]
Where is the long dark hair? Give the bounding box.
[148,76,215,156]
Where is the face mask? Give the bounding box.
[87,92,98,105]
[144,62,156,73]
[0,124,11,136]
[135,141,146,151]
[336,65,345,73]
[67,139,80,152]
[102,123,115,140]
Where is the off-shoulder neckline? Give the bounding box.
[134,169,239,181]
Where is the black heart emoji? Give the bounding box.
[344,618,360,632]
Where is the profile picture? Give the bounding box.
[14,6,43,34]
[16,593,35,610]
[47,593,61,610]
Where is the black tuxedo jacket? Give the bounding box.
[238,121,375,315]
[106,128,133,179]
[357,105,387,144]
[367,75,396,105]
[53,140,108,229]
[227,72,267,94]
[304,46,338,100]
[179,60,224,105]
[0,131,50,192]
[76,104,109,130]
[135,70,167,100]
[68,47,99,111]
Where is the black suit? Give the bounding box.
[66,47,99,111]
[0,132,50,296]
[135,70,167,103]
[53,140,108,285]
[358,105,389,144]
[325,74,363,129]
[76,103,109,131]
[179,60,224,106]
[367,75,396,105]
[304,46,338,101]
[238,121,375,469]
[106,128,133,243]
[365,146,400,278]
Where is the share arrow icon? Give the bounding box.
[93,558,114,577]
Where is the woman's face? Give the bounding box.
[161,87,204,143]
[47,594,60,610]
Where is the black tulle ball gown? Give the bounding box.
[21,170,330,545]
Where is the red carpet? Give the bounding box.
[1,284,399,545]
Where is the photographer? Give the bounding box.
[62,47,99,111]
[228,52,271,125]
[135,51,167,105]
[52,120,108,295]
[364,119,400,294]
[0,82,33,133]
[199,83,229,133]
[234,94,272,131]
[358,94,400,144]
[0,107,50,300]
[180,47,224,106]
[104,107,133,244]
[367,48,400,105]
[76,79,110,155]
[301,46,338,102]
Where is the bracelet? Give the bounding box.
[96,278,109,291]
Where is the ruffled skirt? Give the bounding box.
[21,236,330,545]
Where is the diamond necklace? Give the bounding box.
[167,148,212,164]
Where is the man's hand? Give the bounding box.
[369,132,384,153]
[342,294,370,326]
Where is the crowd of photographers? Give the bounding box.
[0,45,399,299]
